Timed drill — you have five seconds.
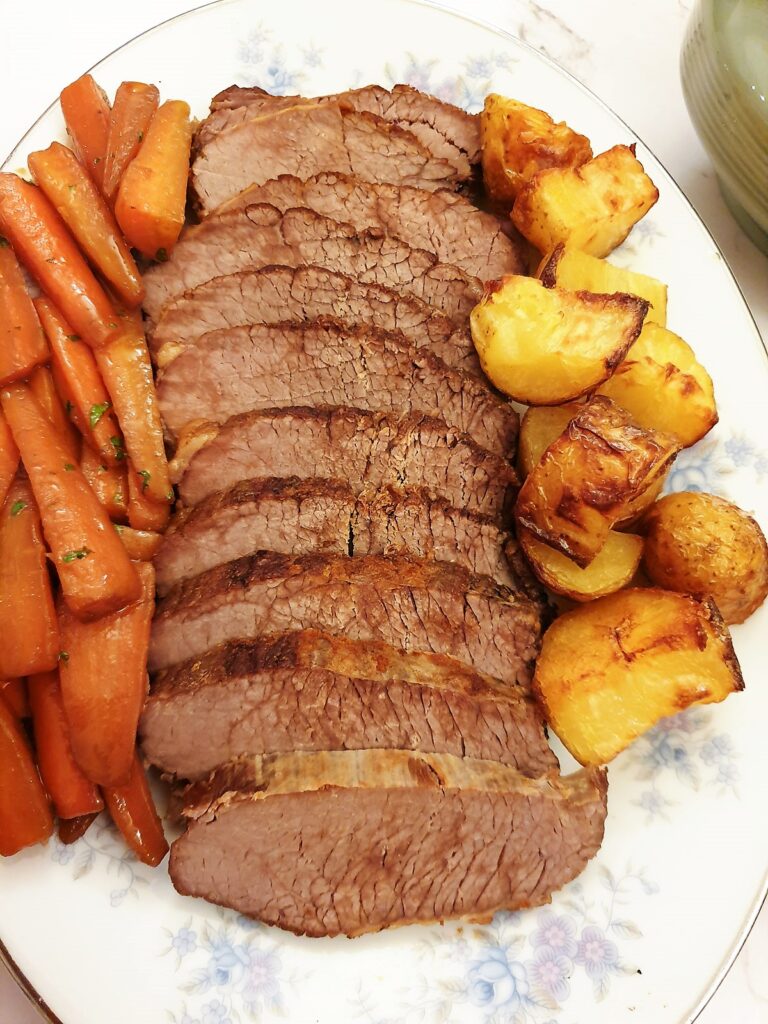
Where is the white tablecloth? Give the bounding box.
[1,2,766,1021]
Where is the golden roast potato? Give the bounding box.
[480,94,592,206]
[517,404,582,478]
[643,492,768,624]
[538,243,667,326]
[512,144,659,257]
[534,588,744,765]
[598,322,717,448]
[518,526,643,602]
[470,275,648,405]
[514,396,680,566]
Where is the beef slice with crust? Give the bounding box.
[157,319,518,454]
[141,630,557,778]
[142,205,481,324]
[170,749,607,936]
[175,406,518,517]
[148,551,541,683]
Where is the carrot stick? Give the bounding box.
[28,671,104,820]
[0,409,19,510]
[59,75,111,190]
[0,381,141,619]
[58,811,99,844]
[103,82,160,203]
[0,697,54,856]
[102,750,168,866]
[80,443,128,522]
[96,307,171,504]
[115,524,162,560]
[115,100,192,260]
[0,174,120,348]
[28,365,81,464]
[28,143,143,307]
[1,679,29,718]
[58,561,154,787]
[0,237,49,386]
[0,477,59,677]
[126,466,171,531]
[35,297,124,466]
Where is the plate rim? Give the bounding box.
[2,1,766,1022]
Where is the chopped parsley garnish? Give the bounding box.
[10,500,27,516]
[61,547,91,563]
[64,463,75,472]
[167,488,175,502]
[0,236,8,248]
[137,131,144,142]
[94,156,102,165]
[138,469,151,493]
[58,651,69,663]
[110,436,126,461]
[155,247,168,262]
[89,401,111,428]
[67,333,81,342]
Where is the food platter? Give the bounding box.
[2,0,767,1022]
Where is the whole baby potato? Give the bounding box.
[643,492,768,624]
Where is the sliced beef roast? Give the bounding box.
[191,102,460,215]
[149,264,477,375]
[141,631,557,778]
[143,205,481,324]
[175,406,518,515]
[212,173,521,278]
[157,319,517,453]
[199,84,480,169]
[149,551,541,682]
[171,749,608,937]
[154,478,533,596]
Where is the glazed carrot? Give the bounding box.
[0,382,141,620]
[96,308,171,504]
[102,750,168,866]
[58,561,154,787]
[35,297,124,466]
[28,366,81,468]
[0,237,49,385]
[103,82,160,203]
[28,671,104,820]
[1,679,29,718]
[0,697,54,856]
[126,466,171,531]
[0,174,120,348]
[115,100,192,260]
[28,143,143,307]
[80,443,128,522]
[58,811,99,844]
[0,409,19,509]
[115,524,162,560]
[0,477,59,678]
[59,74,111,190]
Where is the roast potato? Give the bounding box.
[643,492,768,624]
[470,276,648,405]
[518,404,581,477]
[519,527,643,602]
[514,396,680,566]
[480,94,592,206]
[512,144,659,257]
[534,588,744,765]
[598,322,717,447]
[538,243,667,326]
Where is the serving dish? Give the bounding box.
[2,0,767,1021]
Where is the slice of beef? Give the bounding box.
[199,84,480,169]
[157,319,517,453]
[148,264,477,376]
[154,477,533,596]
[141,630,557,778]
[211,172,521,278]
[175,406,518,516]
[148,551,541,682]
[191,102,460,215]
[171,749,608,936]
[142,205,481,325]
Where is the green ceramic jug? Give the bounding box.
[681,0,768,253]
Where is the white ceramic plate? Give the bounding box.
[2,1,767,1022]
